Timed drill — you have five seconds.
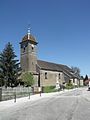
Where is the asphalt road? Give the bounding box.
[0,88,90,120]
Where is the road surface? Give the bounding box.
[0,87,90,120]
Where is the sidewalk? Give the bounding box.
[0,90,70,109]
[0,88,84,110]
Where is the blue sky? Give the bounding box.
[0,0,90,77]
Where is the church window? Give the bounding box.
[59,73,60,79]
[31,44,34,52]
[32,46,34,51]
[23,46,26,52]
[45,72,47,79]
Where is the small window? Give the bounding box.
[45,72,47,79]
[23,46,26,52]
[59,73,60,79]
[32,47,34,50]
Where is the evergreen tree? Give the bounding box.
[0,42,20,87]
[84,74,88,80]
[83,74,88,85]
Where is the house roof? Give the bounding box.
[37,60,76,78]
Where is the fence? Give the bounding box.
[1,86,34,101]
[0,88,2,101]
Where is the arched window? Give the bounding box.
[59,73,60,79]
[45,72,47,79]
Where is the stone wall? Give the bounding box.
[40,70,65,87]
[33,75,38,87]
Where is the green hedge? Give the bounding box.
[43,86,57,93]
[65,83,74,89]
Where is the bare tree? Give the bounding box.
[71,66,80,78]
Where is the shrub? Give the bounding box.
[66,83,74,89]
[43,86,57,93]
[21,72,35,87]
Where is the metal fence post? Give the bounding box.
[14,92,16,103]
[29,92,30,99]
[0,87,2,101]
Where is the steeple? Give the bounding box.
[20,26,38,45]
[20,27,38,73]
[27,26,31,39]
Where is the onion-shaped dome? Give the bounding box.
[22,34,38,45]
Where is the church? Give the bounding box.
[20,29,79,89]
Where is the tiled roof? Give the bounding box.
[37,60,76,78]
[37,60,63,72]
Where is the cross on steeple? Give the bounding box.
[28,25,31,39]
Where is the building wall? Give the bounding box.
[33,75,38,87]
[80,79,83,86]
[40,70,65,87]
[63,73,70,83]
[20,41,37,73]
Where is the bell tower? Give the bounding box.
[20,28,38,73]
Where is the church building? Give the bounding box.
[20,28,79,89]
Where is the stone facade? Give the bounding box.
[20,32,79,88]
[40,70,64,87]
[20,36,37,73]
